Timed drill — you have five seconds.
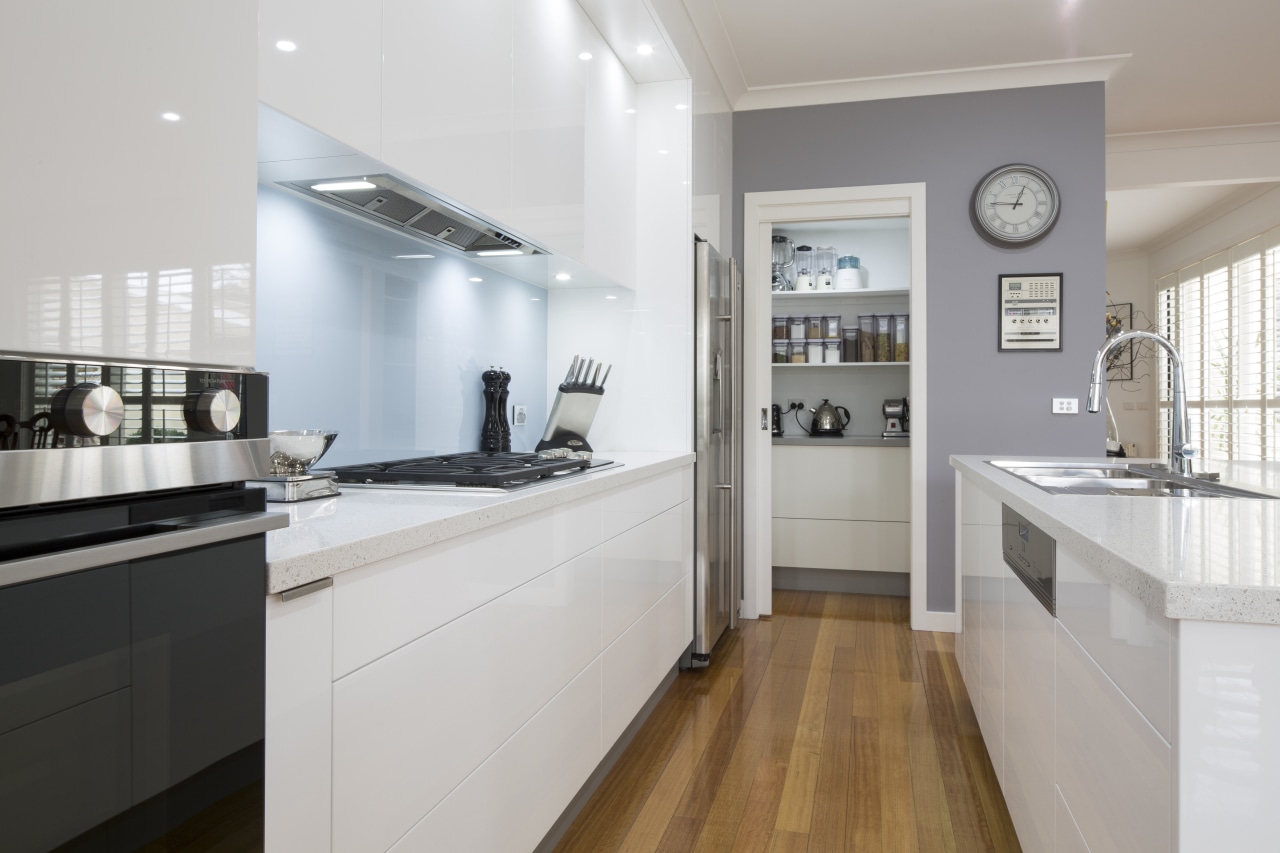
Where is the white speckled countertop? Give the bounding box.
[952,454,1280,625]
[266,451,693,594]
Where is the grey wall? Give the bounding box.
[734,83,1107,611]
[256,185,548,467]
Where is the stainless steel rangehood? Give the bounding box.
[280,173,548,257]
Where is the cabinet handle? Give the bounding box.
[761,408,768,430]
[280,576,333,602]
[715,484,733,490]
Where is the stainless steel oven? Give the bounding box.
[0,356,286,853]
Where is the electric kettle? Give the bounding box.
[809,399,851,437]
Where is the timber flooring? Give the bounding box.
[554,591,1020,853]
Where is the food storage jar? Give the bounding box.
[875,315,892,362]
[788,316,806,339]
[773,317,787,340]
[794,245,814,292]
[789,340,807,363]
[859,315,876,362]
[842,328,860,362]
[823,315,842,339]
[815,246,837,291]
[773,340,789,363]
[824,340,842,363]
[806,316,824,339]
[894,315,910,362]
[806,339,825,364]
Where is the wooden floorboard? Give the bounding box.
[555,591,1022,853]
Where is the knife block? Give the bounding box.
[537,385,603,457]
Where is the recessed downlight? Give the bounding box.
[624,108,637,115]
[468,277,484,283]
[394,254,435,259]
[578,52,592,61]
[531,297,541,301]
[311,180,376,192]
[555,273,572,282]
[636,44,654,56]
[276,40,297,52]
[605,295,617,300]
[675,104,688,110]
[161,112,181,122]
[474,249,524,257]
[657,149,669,155]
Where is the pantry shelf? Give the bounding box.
[772,362,909,368]
[772,288,909,300]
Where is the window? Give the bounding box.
[1156,226,1280,462]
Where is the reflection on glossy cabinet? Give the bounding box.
[1002,571,1054,853]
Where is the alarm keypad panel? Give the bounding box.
[1000,274,1061,352]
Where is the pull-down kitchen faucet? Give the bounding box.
[1087,330,1196,476]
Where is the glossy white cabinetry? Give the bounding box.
[771,445,909,573]
[258,0,383,158]
[264,587,333,853]
[1054,786,1091,853]
[265,465,693,853]
[1057,622,1172,853]
[1,1,257,367]
[1002,567,1054,853]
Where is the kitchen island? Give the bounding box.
[264,451,694,853]
[952,454,1280,853]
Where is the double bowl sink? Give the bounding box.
[990,461,1278,499]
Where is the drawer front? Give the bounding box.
[332,547,603,853]
[333,492,601,677]
[1002,570,1055,853]
[1054,785,1091,853]
[602,467,689,541]
[1056,544,1172,740]
[771,517,909,573]
[771,445,909,522]
[1056,622,1171,853]
[603,502,691,647]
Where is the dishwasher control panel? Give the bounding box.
[1001,503,1056,615]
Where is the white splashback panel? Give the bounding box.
[256,186,547,466]
[0,1,258,367]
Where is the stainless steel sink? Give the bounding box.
[988,460,1278,499]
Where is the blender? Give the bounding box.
[815,246,837,291]
[794,245,814,291]
[771,235,795,291]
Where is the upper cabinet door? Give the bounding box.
[382,0,514,217]
[258,0,384,159]
[0,1,258,367]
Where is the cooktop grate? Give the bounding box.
[326,451,595,487]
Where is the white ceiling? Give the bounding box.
[681,0,1280,251]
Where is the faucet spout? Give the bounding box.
[1088,330,1196,476]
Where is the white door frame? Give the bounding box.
[742,182,947,633]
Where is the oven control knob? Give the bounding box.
[185,389,242,434]
[58,383,125,437]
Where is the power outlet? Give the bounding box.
[787,399,804,411]
[1052,397,1079,414]
[512,405,527,426]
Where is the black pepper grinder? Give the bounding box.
[481,366,504,452]
[497,367,512,452]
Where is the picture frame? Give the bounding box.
[997,273,1063,352]
[1106,302,1134,381]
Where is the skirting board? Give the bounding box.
[534,661,680,853]
[773,566,910,597]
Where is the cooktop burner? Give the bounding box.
[325,451,614,491]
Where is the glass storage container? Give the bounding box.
[894,315,910,362]
[842,328,860,362]
[773,317,788,340]
[805,316,824,339]
[773,340,789,363]
[806,339,825,364]
[794,245,814,291]
[789,340,807,363]
[822,315,842,339]
[859,315,876,363]
[824,340,842,364]
[815,246,837,291]
[875,315,893,362]
[788,316,806,339]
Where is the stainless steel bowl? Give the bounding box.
[268,430,339,475]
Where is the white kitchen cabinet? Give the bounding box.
[258,0,383,158]
[1002,567,1055,853]
[771,445,909,573]
[602,465,689,541]
[977,549,1005,786]
[265,586,333,853]
[1056,621,1172,853]
[602,504,690,647]
[0,1,257,367]
[1054,786,1091,853]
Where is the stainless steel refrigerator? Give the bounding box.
[688,238,742,666]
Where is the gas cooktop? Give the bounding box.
[323,451,616,492]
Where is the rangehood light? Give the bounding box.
[468,277,484,283]
[636,44,654,56]
[311,180,376,192]
[578,52,592,61]
[394,254,435,259]
[555,273,572,281]
[161,112,181,122]
[474,249,524,257]
[605,295,617,300]
[276,40,298,52]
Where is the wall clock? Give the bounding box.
[972,164,1060,245]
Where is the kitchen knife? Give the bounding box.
[580,358,594,386]
[599,364,611,389]
[564,356,579,384]
[590,363,602,389]
[575,358,589,385]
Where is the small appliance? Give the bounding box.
[809,399,851,437]
[771,403,784,436]
[882,398,909,439]
[252,430,341,501]
[771,235,795,291]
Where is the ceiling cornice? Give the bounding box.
[1106,123,1280,190]
[731,54,1130,112]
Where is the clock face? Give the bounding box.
[973,164,1060,244]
